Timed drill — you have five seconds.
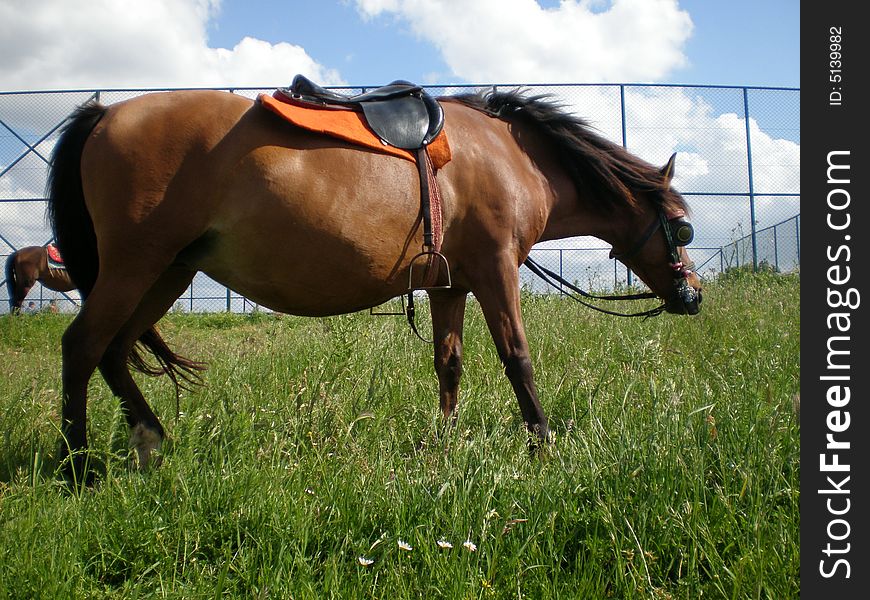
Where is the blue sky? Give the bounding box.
[205,0,799,88]
[1,0,799,91]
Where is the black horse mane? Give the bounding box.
[445,89,687,215]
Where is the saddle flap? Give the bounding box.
[361,96,429,150]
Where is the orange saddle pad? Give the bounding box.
[258,93,452,169]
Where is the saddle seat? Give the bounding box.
[289,74,422,104]
[280,74,444,150]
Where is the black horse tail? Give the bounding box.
[46,102,204,391]
[46,102,103,302]
[5,251,17,312]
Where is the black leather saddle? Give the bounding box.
[281,74,444,150]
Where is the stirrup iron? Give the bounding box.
[408,249,452,291]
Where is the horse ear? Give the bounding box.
[660,153,677,186]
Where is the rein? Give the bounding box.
[523,255,666,318]
[523,209,696,319]
[407,210,696,338]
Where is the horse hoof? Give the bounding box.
[59,449,96,489]
[526,423,554,456]
[129,424,164,470]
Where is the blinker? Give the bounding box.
[669,218,694,246]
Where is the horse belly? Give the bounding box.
[194,157,422,315]
[201,236,409,316]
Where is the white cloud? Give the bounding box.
[0,0,343,91]
[348,0,799,244]
[618,87,799,196]
[354,0,693,83]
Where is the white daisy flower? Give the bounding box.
[358,556,374,566]
[463,540,477,552]
[437,539,453,549]
[398,540,413,552]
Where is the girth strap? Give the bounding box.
[415,148,443,254]
[410,147,446,294]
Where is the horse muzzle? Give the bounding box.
[667,277,702,315]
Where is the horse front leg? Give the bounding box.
[429,289,468,420]
[7,264,34,313]
[472,257,550,445]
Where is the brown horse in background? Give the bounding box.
[47,88,702,482]
[4,245,75,313]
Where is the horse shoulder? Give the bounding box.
[439,102,552,252]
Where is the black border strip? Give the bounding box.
[802,3,870,597]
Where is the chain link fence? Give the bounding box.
[1,83,799,313]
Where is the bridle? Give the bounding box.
[610,210,693,263]
[523,209,699,318]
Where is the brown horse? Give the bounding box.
[47,88,702,482]
[4,245,75,313]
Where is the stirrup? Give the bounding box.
[408,249,452,291]
[369,294,406,316]
[402,250,452,344]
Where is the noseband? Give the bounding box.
[609,209,699,312]
[523,209,698,317]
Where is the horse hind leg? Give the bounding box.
[58,258,183,483]
[97,265,197,470]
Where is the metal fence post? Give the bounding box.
[773,224,779,271]
[743,87,759,271]
[620,84,633,287]
[796,215,801,264]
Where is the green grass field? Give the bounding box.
[0,272,799,599]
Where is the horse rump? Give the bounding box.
[47,100,205,388]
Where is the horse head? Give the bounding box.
[608,154,703,315]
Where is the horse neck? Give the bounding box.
[522,142,641,245]
[539,185,646,247]
[503,118,651,248]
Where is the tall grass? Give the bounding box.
[0,273,799,599]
